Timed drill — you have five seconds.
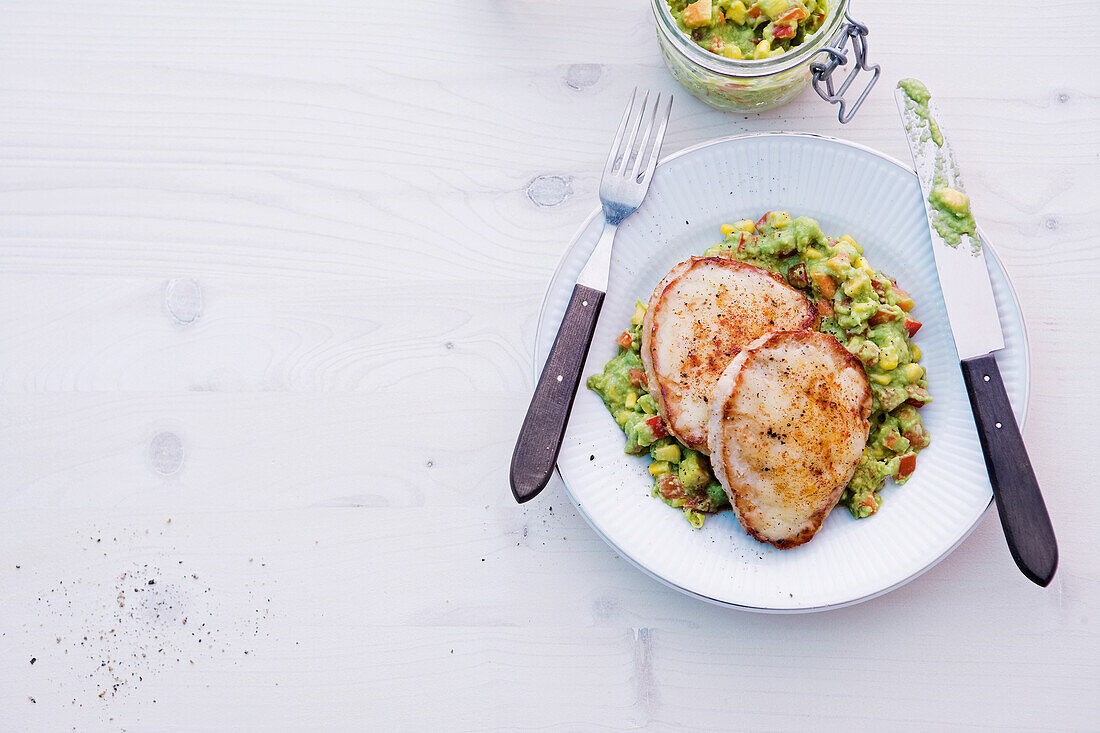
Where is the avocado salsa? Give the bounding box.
[587,211,932,527]
[668,0,828,60]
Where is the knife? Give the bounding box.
[895,80,1057,586]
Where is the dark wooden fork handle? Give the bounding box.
[961,354,1058,586]
[510,284,605,503]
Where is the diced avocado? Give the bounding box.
[759,0,789,19]
[678,450,711,494]
[706,480,729,510]
[878,386,909,412]
[652,443,682,463]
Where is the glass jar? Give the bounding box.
[651,0,879,121]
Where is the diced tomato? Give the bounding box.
[645,415,668,439]
[897,453,917,479]
[904,314,922,337]
[616,331,633,349]
[747,5,763,19]
[716,8,726,24]
[755,212,769,229]
[905,384,931,408]
[681,0,713,29]
[815,298,834,317]
[710,36,724,53]
[859,494,879,511]
[786,262,809,289]
[883,430,905,452]
[904,428,930,450]
[657,474,685,500]
[893,285,916,312]
[737,231,751,252]
[810,270,837,298]
[628,368,647,387]
[775,6,808,21]
[771,23,795,38]
[868,308,895,326]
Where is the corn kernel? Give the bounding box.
[871,373,891,385]
[720,224,736,236]
[735,219,755,232]
[721,45,742,59]
[649,461,671,477]
[727,0,747,24]
[624,392,637,409]
[770,211,791,228]
[904,363,924,383]
[803,247,823,260]
[630,302,646,326]
[879,352,898,371]
[754,38,771,59]
[909,343,922,361]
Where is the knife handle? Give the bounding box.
[960,354,1058,586]
[510,284,605,503]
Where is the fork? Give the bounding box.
[510,89,674,504]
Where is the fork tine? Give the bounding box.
[618,90,649,174]
[629,92,661,181]
[638,94,673,184]
[603,88,637,176]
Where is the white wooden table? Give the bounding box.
[1,1,1097,730]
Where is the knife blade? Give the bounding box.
[895,80,1058,586]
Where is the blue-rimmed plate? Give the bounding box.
[534,133,1029,612]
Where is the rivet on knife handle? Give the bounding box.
[961,354,1058,586]
[510,285,604,503]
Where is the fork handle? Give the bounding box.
[510,284,605,503]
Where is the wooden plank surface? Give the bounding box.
[0,0,1098,730]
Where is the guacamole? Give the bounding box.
[898,78,979,252]
[668,0,828,60]
[586,303,730,528]
[588,211,931,526]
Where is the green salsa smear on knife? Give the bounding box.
[668,0,828,60]
[587,212,932,528]
[899,78,979,250]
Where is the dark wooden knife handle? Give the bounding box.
[510,284,605,503]
[961,354,1058,586]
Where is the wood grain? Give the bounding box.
[0,0,1098,729]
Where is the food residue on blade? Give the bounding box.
[898,78,980,253]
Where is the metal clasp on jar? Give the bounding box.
[810,12,881,123]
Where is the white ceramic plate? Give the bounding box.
[535,133,1029,612]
